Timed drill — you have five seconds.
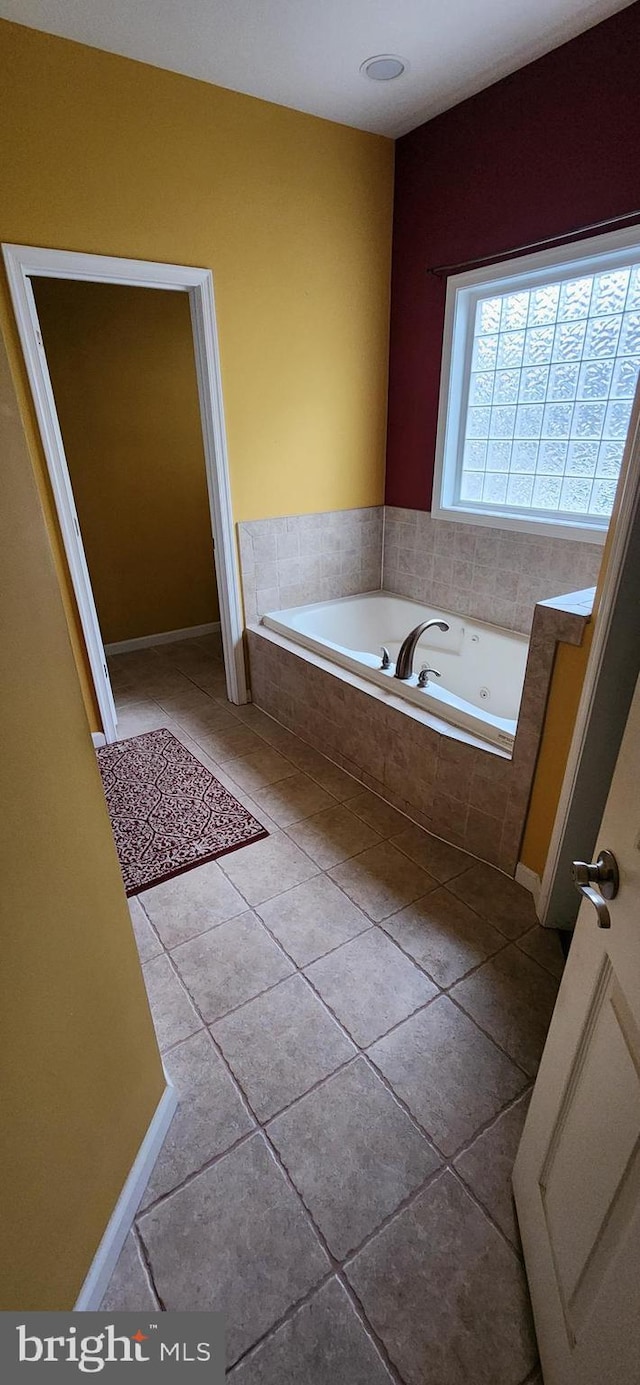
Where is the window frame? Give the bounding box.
[432,224,640,544]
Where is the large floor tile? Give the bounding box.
[168,699,243,735]
[100,1232,158,1311]
[165,700,240,737]
[142,954,202,1052]
[287,804,381,869]
[517,924,566,980]
[447,862,538,939]
[223,746,298,793]
[141,860,245,949]
[306,928,437,1046]
[128,896,162,963]
[454,1090,531,1247]
[139,1134,329,1363]
[268,1059,440,1258]
[212,974,355,1121]
[228,1277,393,1384]
[192,723,266,763]
[252,772,336,827]
[346,788,410,838]
[256,875,371,967]
[286,743,362,800]
[451,945,559,1076]
[115,702,169,739]
[381,886,505,988]
[345,1171,536,1385]
[218,832,319,906]
[391,823,474,884]
[172,912,293,1022]
[140,1031,254,1208]
[369,995,526,1156]
[228,703,289,740]
[329,841,436,922]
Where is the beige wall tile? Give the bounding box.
[383,506,601,633]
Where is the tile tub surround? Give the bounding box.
[246,589,592,873]
[238,507,383,622]
[383,507,602,635]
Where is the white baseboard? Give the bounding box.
[515,861,542,907]
[92,732,106,749]
[74,1079,178,1311]
[105,621,221,656]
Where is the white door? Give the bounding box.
[513,670,640,1384]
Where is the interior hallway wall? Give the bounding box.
[0,19,393,727]
[519,409,634,877]
[34,279,219,645]
[0,320,165,1310]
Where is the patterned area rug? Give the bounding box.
[97,727,268,895]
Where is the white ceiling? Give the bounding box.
[1,0,633,137]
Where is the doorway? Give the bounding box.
[3,244,247,742]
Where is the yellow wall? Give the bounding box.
[34,279,219,644]
[520,487,622,877]
[520,626,594,876]
[0,19,392,515]
[0,320,165,1309]
[0,18,392,729]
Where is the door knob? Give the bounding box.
[571,849,619,929]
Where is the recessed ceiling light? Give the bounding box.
[360,55,407,82]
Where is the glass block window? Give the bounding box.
[435,234,640,538]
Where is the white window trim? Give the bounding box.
[432,223,640,545]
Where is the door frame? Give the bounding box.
[2,243,248,743]
[539,380,640,926]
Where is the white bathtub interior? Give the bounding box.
[262,592,530,751]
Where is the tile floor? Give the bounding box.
[100,633,564,1384]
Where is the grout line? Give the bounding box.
[133,1223,165,1312]
[134,689,543,1094]
[224,1267,339,1375]
[447,1163,528,1263]
[140,936,455,1315]
[336,1272,406,1385]
[303,954,441,1052]
[158,909,250,955]
[139,712,538,1087]
[375,910,511,989]
[447,1081,534,1164]
[120,649,543,1353]
[167,960,296,1031]
[250,908,533,1264]
[155,954,259,1123]
[137,1128,258,1220]
[445,989,536,1081]
[245,901,442,1057]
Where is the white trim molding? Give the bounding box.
[91,731,107,749]
[105,620,221,656]
[515,861,542,905]
[539,378,640,925]
[432,223,640,544]
[74,1080,177,1311]
[2,244,248,742]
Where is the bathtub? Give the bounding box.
[262,592,529,751]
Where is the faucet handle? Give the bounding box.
[380,646,391,670]
[418,665,441,688]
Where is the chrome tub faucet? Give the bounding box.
[394,618,450,681]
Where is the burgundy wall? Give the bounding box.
[386,3,640,510]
